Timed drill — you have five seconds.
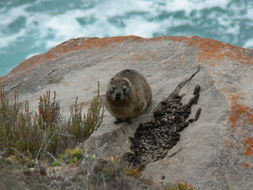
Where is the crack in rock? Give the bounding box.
[122,68,202,169]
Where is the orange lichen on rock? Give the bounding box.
[51,35,142,53]
[2,35,253,83]
[183,36,253,65]
[242,162,251,168]
[74,35,142,50]
[244,138,253,156]
[226,92,253,129]
[149,35,188,42]
[224,91,253,157]
[210,63,217,66]
[150,36,253,65]
[228,93,243,129]
[132,52,157,61]
[223,139,232,150]
[8,36,142,78]
[0,75,9,83]
[9,54,55,77]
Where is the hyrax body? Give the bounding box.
[106,69,152,124]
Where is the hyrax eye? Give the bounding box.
[112,86,116,90]
[123,86,127,92]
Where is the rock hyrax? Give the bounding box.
[106,69,152,124]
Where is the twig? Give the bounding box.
[47,152,58,162]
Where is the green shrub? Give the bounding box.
[51,147,84,166]
[167,182,196,190]
[67,82,104,142]
[0,89,64,162]
[0,85,103,165]
[38,91,60,129]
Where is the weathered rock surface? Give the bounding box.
[1,35,253,190]
[0,159,48,190]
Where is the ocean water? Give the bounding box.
[0,0,252,76]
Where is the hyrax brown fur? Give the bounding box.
[106,69,152,124]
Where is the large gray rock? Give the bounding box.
[1,36,253,190]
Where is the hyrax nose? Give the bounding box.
[116,92,121,100]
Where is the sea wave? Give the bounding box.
[0,0,252,76]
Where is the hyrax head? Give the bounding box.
[107,77,131,102]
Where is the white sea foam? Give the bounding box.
[122,17,160,37]
[0,0,251,50]
[0,4,29,26]
[163,0,229,15]
[0,0,253,76]
[0,5,29,48]
[244,39,253,49]
[35,0,159,48]
[0,29,26,48]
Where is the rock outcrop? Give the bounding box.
[1,35,253,190]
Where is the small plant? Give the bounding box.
[106,156,121,163]
[35,91,66,159]
[167,182,196,190]
[124,166,142,178]
[51,147,84,166]
[38,91,61,129]
[88,159,122,185]
[67,97,85,141]
[68,82,104,142]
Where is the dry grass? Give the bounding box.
[0,85,103,165]
[38,91,61,129]
[167,182,196,190]
[0,87,45,161]
[67,82,104,142]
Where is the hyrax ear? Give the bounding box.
[122,77,131,87]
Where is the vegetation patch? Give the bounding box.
[72,157,196,190]
[51,148,84,166]
[167,182,196,190]
[0,85,103,165]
